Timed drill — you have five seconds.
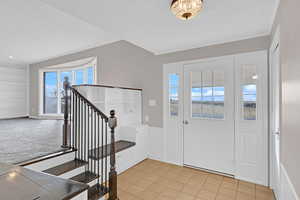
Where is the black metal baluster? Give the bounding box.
[80,99,82,160]
[84,102,87,163]
[105,121,108,189]
[97,114,100,186]
[101,117,104,187]
[87,106,90,171]
[72,92,75,149]
[94,111,96,176]
[81,99,83,161]
[91,109,94,173]
[79,99,81,160]
[75,94,78,159]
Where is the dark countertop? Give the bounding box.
[89,140,136,160]
[0,163,88,200]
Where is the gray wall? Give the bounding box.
[29,41,163,127]
[157,36,270,64]
[29,36,270,128]
[271,0,300,196]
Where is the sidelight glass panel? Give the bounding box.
[243,84,257,120]
[242,65,257,120]
[169,74,179,117]
[191,70,225,119]
[44,72,58,114]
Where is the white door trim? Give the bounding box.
[269,25,281,197]
[163,51,269,185]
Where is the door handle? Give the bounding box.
[273,131,280,136]
[183,120,189,125]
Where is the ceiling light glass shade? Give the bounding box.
[171,0,203,20]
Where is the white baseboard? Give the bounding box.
[280,164,299,200]
[147,126,165,162]
[0,115,28,120]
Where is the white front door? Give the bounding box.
[270,38,281,197]
[183,58,235,175]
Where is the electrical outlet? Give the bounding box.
[145,115,149,122]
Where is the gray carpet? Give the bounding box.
[0,118,63,164]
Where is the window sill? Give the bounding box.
[31,114,64,120]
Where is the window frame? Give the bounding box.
[39,62,96,116]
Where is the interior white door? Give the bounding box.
[270,43,281,197]
[183,58,235,175]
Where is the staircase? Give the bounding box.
[21,79,119,200]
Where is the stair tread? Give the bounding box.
[89,140,135,160]
[70,171,99,184]
[43,159,87,176]
[88,184,109,200]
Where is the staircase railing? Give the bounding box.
[62,77,118,200]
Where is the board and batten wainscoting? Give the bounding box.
[0,65,29,119]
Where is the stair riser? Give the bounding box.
[71,190,88,200]
[87,179,98,187]
[24,152,75,172]
[59,166,86,179]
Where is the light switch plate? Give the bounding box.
[149,99,156,107]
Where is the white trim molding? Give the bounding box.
[280,164,300,200]
[147,126,165,162]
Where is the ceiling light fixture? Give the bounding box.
[9,56,13,59]
[170,0,203,20]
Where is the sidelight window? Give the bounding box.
[169,74,179,117]
[241,65,257,120]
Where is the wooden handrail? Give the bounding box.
[73,84,142,91]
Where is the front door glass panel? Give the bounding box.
[191,70,225,119]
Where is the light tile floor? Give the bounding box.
[115,159,275,200]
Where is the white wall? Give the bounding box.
[0,65,28,119]
[271,0,300,198]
